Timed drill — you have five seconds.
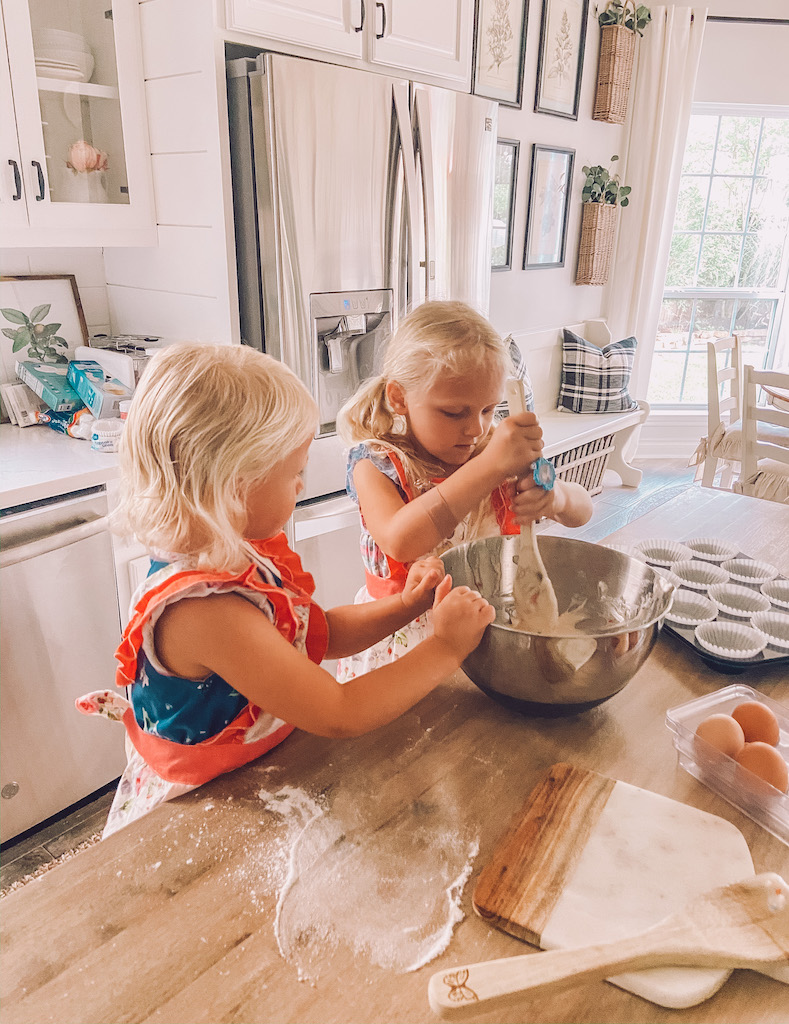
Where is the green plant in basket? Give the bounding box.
[1,304,68,363]
[598,0,652,36]
[580,155,631,207]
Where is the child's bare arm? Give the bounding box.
[153,578,495,738]
[323,557,443,658]
[356,413,544,563]
[512,476,594,528]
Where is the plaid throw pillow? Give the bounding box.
[504,335,535,412]
[558,329,639,414]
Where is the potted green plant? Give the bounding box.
[576,156,632,286]
[593,1,652,125]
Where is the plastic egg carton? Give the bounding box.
[637,538,789,674]
[665,684,789,844]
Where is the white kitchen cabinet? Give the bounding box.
[368,0,473,87]
[225,0,473,88]
[226,0,365,58]
[0,0,155,247]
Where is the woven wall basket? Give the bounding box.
[576,203,619,286]
[593,24,636,124]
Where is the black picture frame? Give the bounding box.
[534,0,589,120]
[472,0,529,109]
[523,144,575,270]
[492,139,520,271]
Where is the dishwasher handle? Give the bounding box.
[0,516,111,568]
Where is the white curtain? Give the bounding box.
[605,6,708,399]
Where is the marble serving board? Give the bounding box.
[473,762,755,1009]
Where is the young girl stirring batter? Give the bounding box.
[77,344,495,836]
[336,301,593,680]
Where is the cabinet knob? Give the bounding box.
[353,0,365,32]
[8,159,21,200]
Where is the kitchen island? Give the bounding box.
[1,487,788,1024]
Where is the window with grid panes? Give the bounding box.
[648,109,789,406]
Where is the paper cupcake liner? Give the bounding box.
[721,558,779,585]
[750,610,789,649]
[694,621,767,660]
[653,565,682,589]
[634,538,692,566]
[707,582,772,618]
[761,579,789,609]
[670,559,729,590]
[666,590,717,626]
[602,543,648,562]
[682,537,739,563]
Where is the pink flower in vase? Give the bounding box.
[66,140,109,173]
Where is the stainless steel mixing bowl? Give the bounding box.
[441,534,674,716]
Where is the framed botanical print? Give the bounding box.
[472,0,529,108]
[535,0,589,119]
[523,144,575,269]
[492,139,520,271]
[0,274,88,386]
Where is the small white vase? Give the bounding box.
[57,169,109,204]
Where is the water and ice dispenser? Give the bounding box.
[309,290,392,437]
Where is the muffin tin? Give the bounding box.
[665,685,789,843]
[641,539,789,673]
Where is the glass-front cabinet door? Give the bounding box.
[1,0,154,246]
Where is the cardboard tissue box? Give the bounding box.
[67,359,134,418]
[15,361,83,413]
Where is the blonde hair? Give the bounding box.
[113,343,317,571]
[337,300,510,487]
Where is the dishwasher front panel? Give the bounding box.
[291,494,366,677]
[0,491,126,843]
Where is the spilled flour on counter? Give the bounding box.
[255,782,479,978]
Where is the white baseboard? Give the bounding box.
[636,409,706,461]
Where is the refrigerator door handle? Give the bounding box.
[414,90,437,301]
[392,82,419,313]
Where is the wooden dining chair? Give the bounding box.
[698,335,743,488]
[734,365,789,504]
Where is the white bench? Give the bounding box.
[509,319,649,494]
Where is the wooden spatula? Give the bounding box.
[504,379,559,632]
[428,872,789,1019]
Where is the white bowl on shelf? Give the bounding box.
[34,50,93,83]
[33,28,91,53]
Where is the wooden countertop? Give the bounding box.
[2,487,788,1024]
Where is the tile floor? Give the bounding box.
[0,457,698,893]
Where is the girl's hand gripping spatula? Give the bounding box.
[505,379,559,632]
[428,872,789,1019]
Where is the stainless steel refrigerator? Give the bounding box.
[226,53,497,625]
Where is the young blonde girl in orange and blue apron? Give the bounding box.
[78,343,497,837]
[336,301,594,682]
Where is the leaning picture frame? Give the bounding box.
[472,0,529,108]
[535,0,589,120]
[492,139,520,271]
[523,144,575,269]
[0,274,89,407]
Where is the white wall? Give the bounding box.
[102,0,236,345]
[488,10,626,338]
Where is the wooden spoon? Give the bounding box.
[427,872,789,1019]
[505,379,559,632]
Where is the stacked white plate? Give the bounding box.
[33,28,93,82]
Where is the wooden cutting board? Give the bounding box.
[473,762,755,1009]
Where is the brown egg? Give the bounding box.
[736,742,789,792]
[695,714,746,758]
[731,701,780,746]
